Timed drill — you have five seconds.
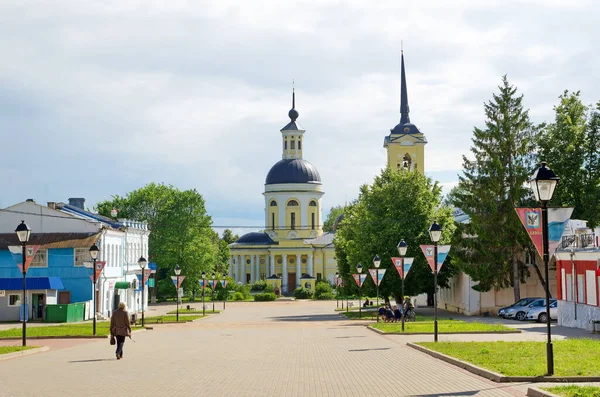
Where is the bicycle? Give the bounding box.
[403,305,416,322]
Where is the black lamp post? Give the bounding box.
[373,255,381,321]
[357,263,363,318]
[89,243,100,335]
[138,256,148,326]
[397,239,408,331]
[201,271,206,316]
[174,265,181,322]
[335,271,339,309]
[15,221,31,347]
[211,273,216,313]
[429,221,442,342]
[529,161,559,376]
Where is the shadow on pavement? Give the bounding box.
[348,347,390,352]
[68,359,115,363]
[269,314,342,322]
[335,336,366,339]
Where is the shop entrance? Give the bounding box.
[31,293,45,321]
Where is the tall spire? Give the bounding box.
[400,50,410,125]
[288,80,299,122]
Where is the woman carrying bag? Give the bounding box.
[110,302,132,360]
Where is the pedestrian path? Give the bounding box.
[0,301,562,396]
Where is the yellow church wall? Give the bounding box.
[386,138,425,174]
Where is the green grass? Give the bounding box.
[374,320,512,333]
[340,311,437,322]
[543,386,600,397]
[0,322,142,338]
[140,315,203,323]
[0,346,35,354]
[417,339,600,377]
[166,309,220,315]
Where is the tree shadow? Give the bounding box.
[269,314,342,322]
[68,359,114,363]
[348,347,390,352]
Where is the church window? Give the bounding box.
[287,200,299,206]
[309,200,317,206]
[270,200,277,206]
[284,140,287,150]
[271,213,275,230]
[291,213,296,230]
[291,140,296,150]
[311,213,315,230]
[298,140,302,150]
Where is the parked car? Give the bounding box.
[499,297,542,320]
[525,299,558,322]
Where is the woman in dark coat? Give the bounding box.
[110,302,131,360]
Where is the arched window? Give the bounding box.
[284,140,287,150]
[287,200,299,206]
[298,140,302,150]
[270,201,277,206]
[309,200,317,207]
[291,140,296,150]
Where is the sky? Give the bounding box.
[1,0,599,238]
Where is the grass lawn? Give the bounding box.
[0,346,35,354]
[374,320,512,333]
[418,339,600,377]
[542,386,600,397]
[141,315,203,323]
[0,322,143,338]
[166,309,220,315]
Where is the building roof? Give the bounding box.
[389,51,423,137]
[232,232,277,245]
[265,159,322,185]
[57,203,123,229]
[304,232,334,246]
[0,232,101,250]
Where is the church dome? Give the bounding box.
[391,122,421,135]
[234,232,275,245]
[265,159,322,185]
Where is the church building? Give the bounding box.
[228,91,337,295]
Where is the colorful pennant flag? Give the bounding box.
[393,257,414,278]
[420,245,451,273]
[93,261,106,282]
[208,279,216,289]
[515,207,574,258]
[352,273,367,287]
[199,279,206,289]
[368,269,386,286]
[9,245,41,273]
[335,277,344,287]
[403,258,414,278]
[142,269,152,285]
[171,275,185,288]
[220,279,228,288]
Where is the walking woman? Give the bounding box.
[110,302,132,360]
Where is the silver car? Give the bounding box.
[525,299,558,322]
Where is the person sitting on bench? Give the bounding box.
[363,298,370,307]
[378,306,387,320]
[385,306,395,322]
[393,305,402,321]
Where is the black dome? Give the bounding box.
[234,232,275,245]
[265,159,321,185]
[391,122,421,135]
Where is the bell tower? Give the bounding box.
[383,51,427,174]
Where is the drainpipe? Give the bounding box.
[570,250,577,322]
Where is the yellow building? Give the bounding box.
[228,90,338,294]
[384,51,427,174]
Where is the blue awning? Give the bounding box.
[0,277,64,290]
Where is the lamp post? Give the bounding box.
[211,273,216,313]
[174,265,181,322]
[357,263,363,318]
[397,239,407,331]
[529,161,559,376]
[89,243,99,335]
[15,221,31,347]
[373,255,381,321]
[335,271,339,309]
[201,271,206,316]
[429,221,442,342]
[138,256,148,326]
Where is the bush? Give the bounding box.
[250,280,267,291]
[263,283,275,293]
[254,292,277,301]
[232,292,245,301]
[293,287,314,299]
[234,284,252,300]
[314,281,334,300]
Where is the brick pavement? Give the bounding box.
[0,301,559,397]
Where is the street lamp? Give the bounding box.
[373,255,381,321]
[211,273,216,313]
[15,221,31,347]
[529,161,559,376]
[335,271,340,309]
[357,263,363,318]
[138,256,148,326]
[397,239,408,331]
[201,271,206,316]
[174,265,181,322]
[429,221,442,342]
[89,243,100,335]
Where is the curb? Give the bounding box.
[526,387,563,397]
[368,326,521,335]
[0,346,50,361]
[407,343,600,383]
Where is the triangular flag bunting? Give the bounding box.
[516,207,574,258]
[420,245,451,273]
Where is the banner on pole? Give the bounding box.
[199,279,206,289]
[9,245,41,273]
[171,276,185,288]
[335,277,343,287]
[142,269,152,285]
[516,207,574,258]
[368,269,386,285]
[420,245,451,272]
[208,280,216,289]
[220,279,228,288]
[94,261,106,281]
[352,273,367,287]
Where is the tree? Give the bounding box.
[323,205,346,232]
[537,93,600,227]
[214,229,239,276]
[96,183,220,300]
[449,76,542,299]
[334,167,456,305]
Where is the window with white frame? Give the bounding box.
[74,248,92,267]
[29,249,47,268]
[8,294,21,306]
